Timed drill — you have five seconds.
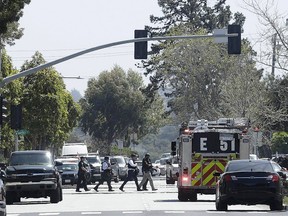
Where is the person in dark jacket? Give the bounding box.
[119,153,142,192]
[76,156,90,192]
[94,156,114,192]
[139,153,157,191]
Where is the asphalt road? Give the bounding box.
[6,177,288,216]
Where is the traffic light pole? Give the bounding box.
[0,32,238,87]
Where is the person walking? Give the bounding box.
[94,156,114,192]
[76,156,90,192]
[119,153,142,192]
[139,153,157,191]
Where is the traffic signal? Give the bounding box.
[0,96,8,126]
[134,29,148,59]
[171,141,177,156]
[11,104,22,130]
[228,25,241,54]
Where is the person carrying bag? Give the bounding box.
[93,156,114,192]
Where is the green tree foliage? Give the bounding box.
[260,75,288,131]
[271,132,288,154]
[141,0,246,97]
[0,0,30,46]
[0,50,23,155]
[20,52,80,151]
[80,65,167,155]
[148,26,262,122]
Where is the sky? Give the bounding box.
[5,0,288,96]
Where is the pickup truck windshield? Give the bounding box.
[10,152,53,166]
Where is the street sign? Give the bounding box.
[213,28,228,43]
[17,129,29,135]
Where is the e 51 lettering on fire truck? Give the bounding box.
[172,118,250,201]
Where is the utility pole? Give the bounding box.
[271,33,277,79]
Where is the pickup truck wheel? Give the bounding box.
[6,191,14,205]
[270,199,283,211]
[59,187,63,201]
[50,187,61,203]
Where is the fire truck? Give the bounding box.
[172,118,250,201]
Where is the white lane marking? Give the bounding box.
[81,212,102,215]
[122,211,143,214]
[39,213,60,216]
[7,214,20,216]
[164,211,185,214]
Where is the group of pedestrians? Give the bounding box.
[75,153,157,192]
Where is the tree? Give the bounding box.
[20,52,80,151]
[242,0,288,131]
[271,131,288,154]
[140,0,246,99]
[0,50,23,156]
[243,0,288,74]
[0,0,31,47]
[80,65,167,155]
[144,24,262,124]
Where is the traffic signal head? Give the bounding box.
[134,29,148,59]
[228,25,241,54]
[171,141,177,156]
[11,104,22,130]
[0,96,8,126]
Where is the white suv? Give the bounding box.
[166,156,179,184]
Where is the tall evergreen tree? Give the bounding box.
[0,0,31,46]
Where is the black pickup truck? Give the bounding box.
[5,150,63,204]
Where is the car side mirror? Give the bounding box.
[213,172,221,177]
[278,171,286,179]
[55,161,63,166]
[111,162,116,165]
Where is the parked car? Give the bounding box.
[100,156,119,183]
[159,157,170,175]
[160,153,171,159]
[166,156,179,184]
[110,156,128,180]
[56,162,78,185]
[154,159,165,176]
[215,159,286,211]
[85,155,101,183]
[135,159,159,176]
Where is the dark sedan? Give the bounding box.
[56,162,78,185]
[215,159,285,211]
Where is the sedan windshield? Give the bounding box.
[226,161,274,172]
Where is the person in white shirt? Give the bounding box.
[119,153,141,192]
[93,156,114,192]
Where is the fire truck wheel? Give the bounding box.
[178,189,189,201]
[189,191,197,201]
